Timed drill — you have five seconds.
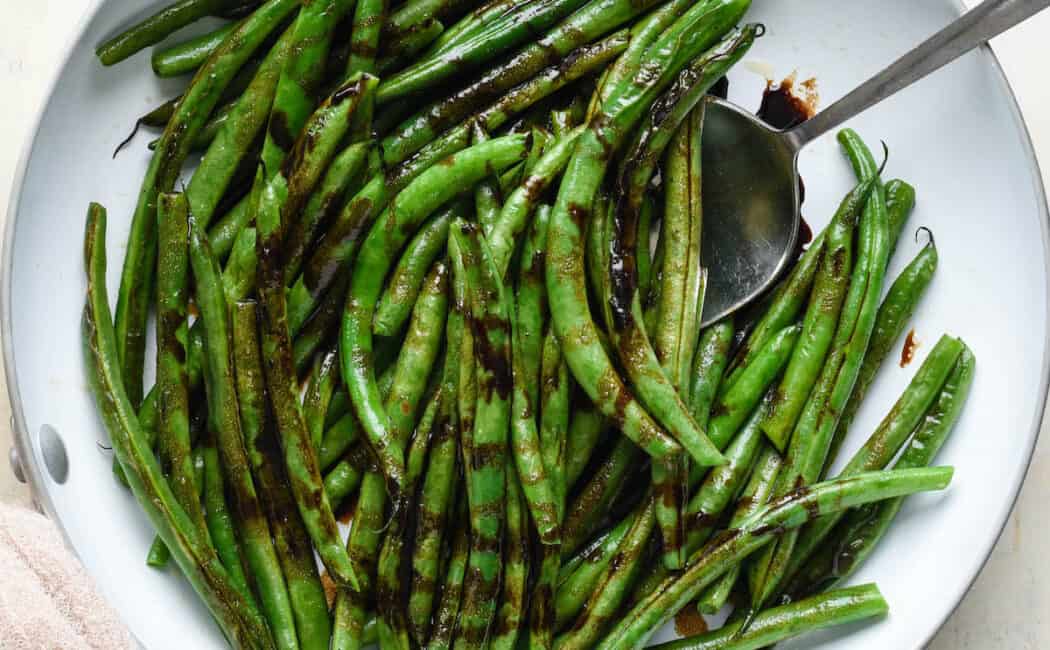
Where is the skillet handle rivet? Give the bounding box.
[9,447,26,484]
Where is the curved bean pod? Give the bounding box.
[96,0,242,65]
[490,128,581,276]
[374,205,457,337]
[152,20,241,77]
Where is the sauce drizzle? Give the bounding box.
[901,329,919,367]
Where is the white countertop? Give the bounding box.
[1,1,1047,647]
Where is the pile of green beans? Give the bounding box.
[84,0,974,647]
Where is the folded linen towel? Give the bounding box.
[0,501,132,649]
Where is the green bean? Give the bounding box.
[791,346,974,598]
[232,301,333,650]
[378,21,445,76]
[684,393,771,555]
[384,0,470,39]
[202,439,254,600]
[509,206,562,542]
[386,261,450,443]
[81,204,274,648]
[334,469,385,649]
[283,142,372,284]
[148,98,239,152]
[565,402,607,489]
[826,232,937,471]
[634,195,655,302]
[452,233,479,515]
[263,0,357,174]
[224,227,259,303]
[837,128,880,182]
[450,221,511,649]
[490,128,581,276]
[683,320,794,490]
[374,205,457,337]
[491,471,530,650]
[522,127,550,175]
[659,584,888,650]
[303,347,340,452]
[152,20,241,77]
[720,233,826,399]
[562,436,639,555]
[652,109,705,391]
[688,321,734,427]
[340,134,528,487]
[600,466,953,649]
[319,413,361,472]
[253,167,360,590]
[332,587,370,650]
[408,381,459,643]
[708,324,800,452]
[322,453,366,509]
[293,271,350,376]
[528,542,560,650]
[341,283,446,641]
[540,327,570,515]
[555,511,634,627]
[783,334,964,583]
[695,443,781,615]
[760,179,874,451]
[189,216,299,650]
[345,0,386,75]
[587,194,614,330]
[147,535,172,567]
[653,450,688,570]
[376,0,589,104]
[96,0,242,66]
[471,124,503,234]
[885,179,917,254]
[556,496,656,649]
[320,367,394,471]
[155,194,207,538]
[114,0,299,408]
[428,506,470,650]
[426,0,524,55]
[550,92,586,138]
[377,393,440,650]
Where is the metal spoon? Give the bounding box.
[700,0,1050,326]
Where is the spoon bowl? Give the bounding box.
[700,97,800,326]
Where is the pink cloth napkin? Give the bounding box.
[0,501,133,649]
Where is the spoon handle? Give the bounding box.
[786,0,1050,149]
